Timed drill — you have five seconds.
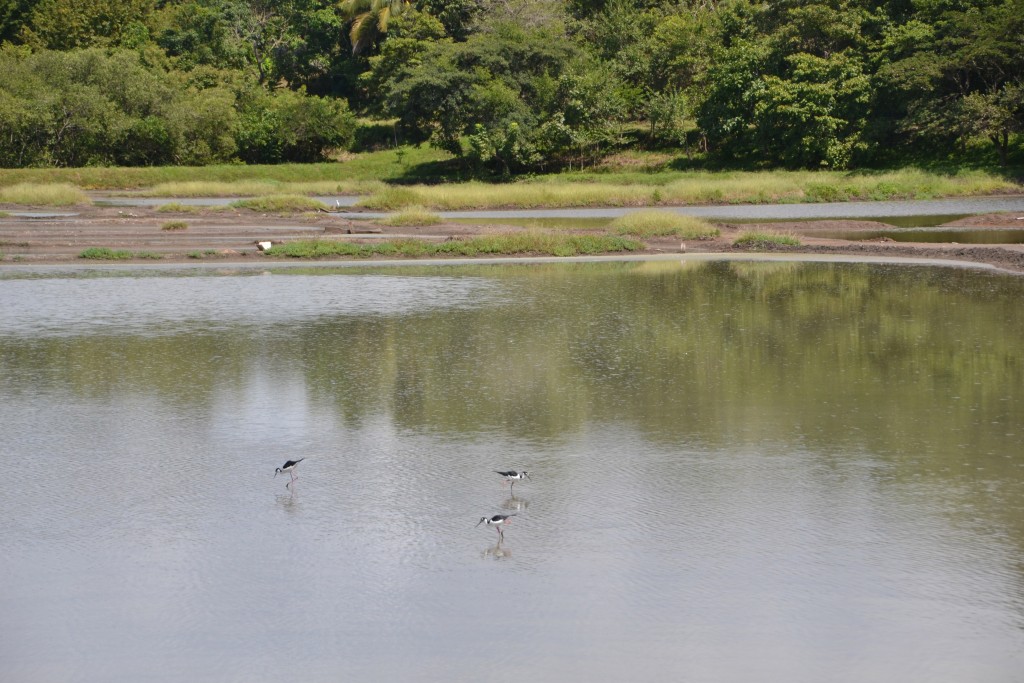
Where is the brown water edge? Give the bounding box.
[2,204,1024,274]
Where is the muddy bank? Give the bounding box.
[2,206,1023,274]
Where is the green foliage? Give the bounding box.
[161,220,189,230]
[340,0,412,54]
[0,0,1019,173]
[0,46,356,168]
[235,87,356,163]
[18,0,153,50]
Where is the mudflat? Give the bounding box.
[2,204,1023,274]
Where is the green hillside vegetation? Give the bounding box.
[0,0,1020,176]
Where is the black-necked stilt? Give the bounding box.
[275,458,304,486]
[495,470,530,491]
[476,513,516,540]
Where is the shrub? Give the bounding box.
[235,88,357,163]
[161,221,188,230]
[79,247,133,259]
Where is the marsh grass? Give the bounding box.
[0,183,91,206]
[360,169,1019,210]
[161,221,188,231]
[79,247,133,259]
[134,251,164,259]
[267,233,641,258]
[611,211,720,239]
[146,179,386,198]
[230,195,330,212]
[377,205,443,227]
[733,231,803,248]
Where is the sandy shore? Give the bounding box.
[2,204,1023,274]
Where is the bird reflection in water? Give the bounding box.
[275,486,299,513]
[502,495,528,512]
[482,541,512,560]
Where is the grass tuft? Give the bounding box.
[0,183,91,206]
[610,210,719,239]
[230,195,330,212]
[79,247,133,260]
[377,205,443,227]
[156,203,204,213]
[733,231,803,248]
[161,221,188,231]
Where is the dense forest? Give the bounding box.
[0,0,1021,172]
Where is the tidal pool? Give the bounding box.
[1,261,1022,682]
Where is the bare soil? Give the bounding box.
[2,205,1024,274]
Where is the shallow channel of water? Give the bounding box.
[1,261,1022,682]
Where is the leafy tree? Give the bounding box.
[235,86,356,162]
[415,0,480,40]
[18,0,154,50]
[697,0,874,167]
[877,0,1024,165]
[0,0,34,43]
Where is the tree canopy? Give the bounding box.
[0,0,1020,169]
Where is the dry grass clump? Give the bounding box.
[377,205,444,227]
[0,183,91,206]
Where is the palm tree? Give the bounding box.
[338,0,410,54]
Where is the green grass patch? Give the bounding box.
[230,195,330,212]
[0,146,452,190]
[376,205,443,227]
[267,233,642,259]
[156,203,204,213]
[161,221,188,231]
[0,183,91,206]
[610,210,720,239]
[79,247,133,260]
[134,251,164,259]
[733,231,803,248]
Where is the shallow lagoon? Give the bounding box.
[1,260,1022,682]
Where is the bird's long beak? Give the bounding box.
[525,473,532,480]
[475,519,483,527]
[274,470,279,478]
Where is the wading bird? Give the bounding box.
[495,470,530,491]
[275,458,304,486]
[476,513,516,541]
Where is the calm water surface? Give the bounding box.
[1,261,1023,682]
